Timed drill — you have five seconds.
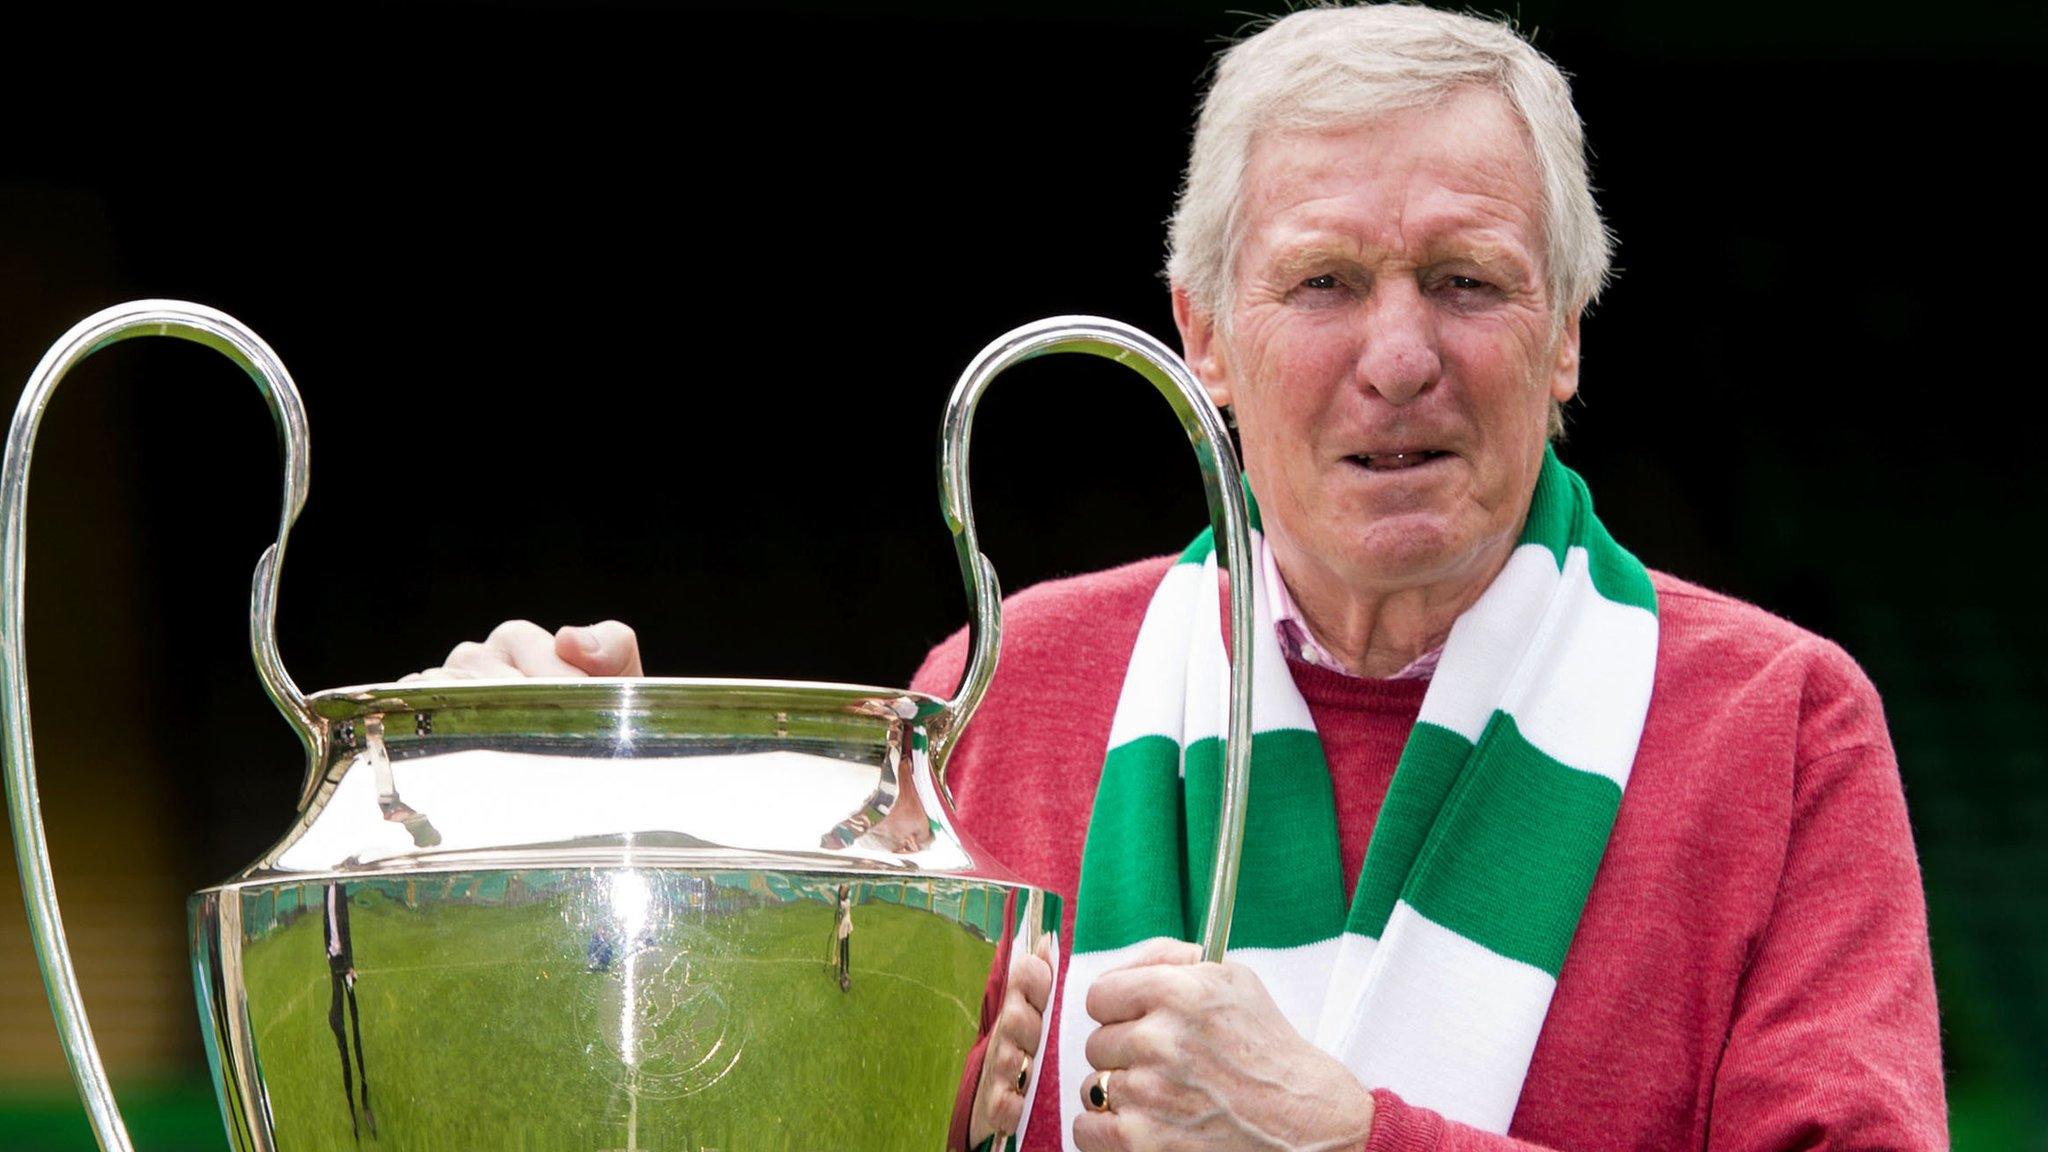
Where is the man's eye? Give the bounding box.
[1445,275,1488,291]
[1300,274,1342,290]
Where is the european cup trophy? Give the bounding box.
[3,301,1256,1150]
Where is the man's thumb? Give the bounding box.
[554,621,643,676]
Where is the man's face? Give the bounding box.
[1175,87,1579,603]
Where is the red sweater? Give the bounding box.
[910,556,1945,1151]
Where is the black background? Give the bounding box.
[2,0,2043,1140]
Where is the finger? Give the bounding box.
[1073,1065,1171,1147]
[1011,950,1054,1014]
[990,1034,1034,1099]
[972,1036,1026,1147]
[980,1044,1028,1135]
[555,620,643,676]
[1082,1020,1158,1072]
[1072,1113,1118,1152]
[486,620,586,677]
[1086,955,1200,1026]
[442,641,522,679]
[1085,937,1202,1023]
[1072,1106,1134,1152]
[988,1087,1025,1137]
[979,1037,1029,1122]
[491,623,589,676]
[995,995,1042,1057]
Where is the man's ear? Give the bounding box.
[1549,308,1582,405]
[1172,285,1234,410]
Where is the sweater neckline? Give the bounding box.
[1285,653,1432,714]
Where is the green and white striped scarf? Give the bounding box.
[1055,449,1658,1144]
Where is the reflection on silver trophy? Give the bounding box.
[2,301,1255,1150]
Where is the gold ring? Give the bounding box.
[1083,1068,1116,1113]
[1015,1058,1031,1094]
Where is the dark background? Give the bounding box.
[2,0,2043,1146]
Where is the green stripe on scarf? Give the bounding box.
[1400,714,1623,977]
[1346,721,1468,939]
[1184,731,1344,949]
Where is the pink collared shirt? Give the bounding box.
[1261,534,1442,681]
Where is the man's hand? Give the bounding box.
[400,620,643,682]
[1076,939,1374,1152]
[970,934,1056,1146]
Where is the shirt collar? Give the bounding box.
[1260,532,1442,681]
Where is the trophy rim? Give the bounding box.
[302,677,954,724]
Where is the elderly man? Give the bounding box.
[427,6,1944,1149]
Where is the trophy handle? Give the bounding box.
[936,315,1255,963]
[1,300,318,1152]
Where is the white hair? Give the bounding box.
[1166,4,1613,324]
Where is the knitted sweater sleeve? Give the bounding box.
[1366,639,1947,1151]
[1693,643,1946,1147]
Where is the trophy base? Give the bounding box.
[191,866,1056,1151]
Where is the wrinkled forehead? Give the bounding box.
[1234,90,1548,266]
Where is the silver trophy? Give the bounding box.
[3,300,1256,1151]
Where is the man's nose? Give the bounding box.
[1354,278,1442,405]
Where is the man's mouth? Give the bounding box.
[1348,450,1450,472]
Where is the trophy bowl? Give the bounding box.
[189,677,1056,1152]
[3,302,1256,1151]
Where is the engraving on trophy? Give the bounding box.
[574,871,746,1104]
